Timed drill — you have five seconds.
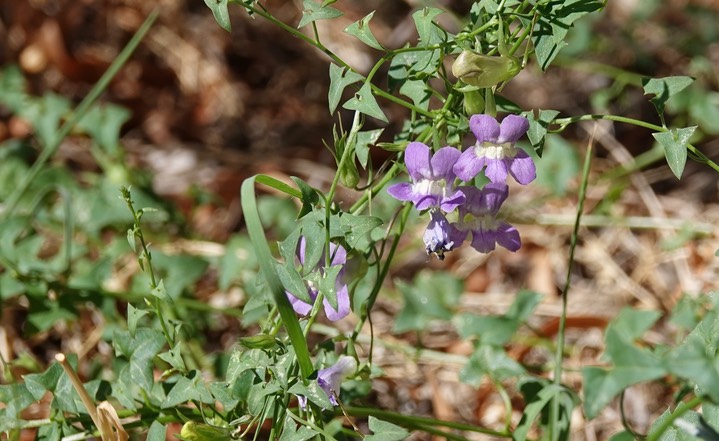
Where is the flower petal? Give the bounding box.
[317,356,357,407]
[497,114,529,144]
[453,148,485,182]
[387,182,414,202]
[495,222,521,251]
[287,291,313,316]
[415,194,441,211]
[470,228,497,253]
[484,157,508,184]
[469,114,501,144]
[329,242,347,266]
[430,146,462,180]
[404,142,432,181]
[440,188,466,212]
[423,211,458,259]
[324,283,350,321]
[480,182,509,215]
[507,149,536,185]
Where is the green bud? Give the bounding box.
[463,89,485,115]
[452,50,521,88]
[340,159,360,188]
[238,334,277,350]
[179,422,231,441]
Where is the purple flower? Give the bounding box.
[317,356,357,406]
[388,142,465,212]
[453,114,535,185]
[298,356,357,409]
[286,238,350,321]
[454,183,521,253]
[423,210,464,260]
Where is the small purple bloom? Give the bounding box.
[423,210,464,260]
[454,183,521,253]
[388,142,465,212]
[317,356,357,406]
[454,114,535,185]
[286,238,350,321]
[298,356,357,409]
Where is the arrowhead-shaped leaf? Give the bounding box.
[652,126,696,179]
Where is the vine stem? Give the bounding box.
[553,114,719,173]
[343,406,512,438]
[548,127,594,441]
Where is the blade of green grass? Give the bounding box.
[240,175,314,380]
[2,8,160,218]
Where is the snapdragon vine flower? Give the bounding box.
[298,356,357,409]
[453,114,535,185]
[423,210,464,260]
[387,142,465,212]
[317,356,357,406]
[454,183,520,253]
[286,238,350,322]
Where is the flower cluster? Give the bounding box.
[388,114,534,258]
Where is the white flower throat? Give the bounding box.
[414,178,449,196]
[474,142,518,159]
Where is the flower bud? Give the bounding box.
[462,89,485,115]
[452,50,521,88]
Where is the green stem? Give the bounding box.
[244,4,428,117]
[344,407,512,438]
[2,9,159,218]
[548,132,593,441]
[554,114,719,173]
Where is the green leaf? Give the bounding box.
[388,48,440,92]
[394,271,463,333]
[335,212,383,248]
[643,76,695,118]
[151,279,173,303]
[344,11,383,50]
[411,7,445,46]
[582,309,666,418]
[455,290,541,346]
[23,362,63,400]
[514,380,576,441]
[113,328,166,393]
[126,303,148,337]
[204,0,231,32]
[291,176,319,218]
[298,0,342,28]
[77,104,131,156]
[280,415,317,441]
[399,79,431,110]
[343,82,387,123]
[531,0,604,70]
[21,93,70,148]
[355,129,384,168]
[524,109,560,156]
[459,344,525,385]
[666,310,719,403]
[365,416,409,441]
[158,342,186,372]
[652,127,696,179]
[147,421,167,441]
[288,381,333,409]
[162,372,214,408]
[328,64,364,115]
[608,432,636,441]
[0,383,35,417]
